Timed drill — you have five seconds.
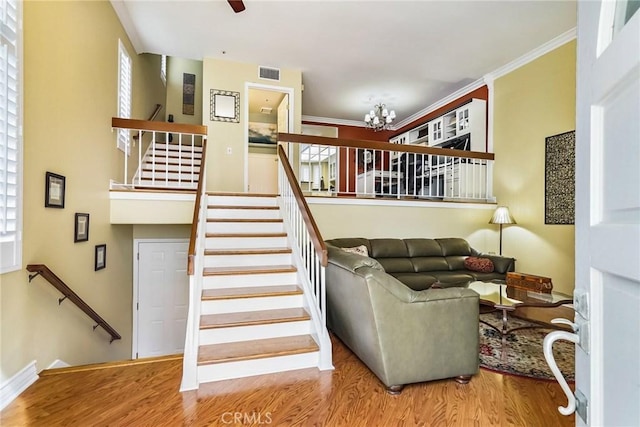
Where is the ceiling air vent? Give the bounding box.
[259,66,280,81]
[260,107,273,114]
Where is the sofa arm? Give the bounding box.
[479,254,516,274]
[327,245,385,273]
[357,266,477,303]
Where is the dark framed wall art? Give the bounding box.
[45,172,66,208]
[545,130,575,224]
[74,213,89,242]
[95,244,106,271]
[183,73,195,115]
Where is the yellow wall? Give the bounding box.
[311,202,497,252]
[1,1,165,381]
[492,41,576,295]
[202,58,302,191]
[166,57,203,125]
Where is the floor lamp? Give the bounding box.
[489,206,516,255]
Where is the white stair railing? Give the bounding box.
[181,138,208,391]
[277,145,333,371]
[111,118,207,190]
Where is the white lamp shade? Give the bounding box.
[382,108,389,117]
[389,110,396,119]
[373,116,380,125]
[370,109,375,117]
[386,116,392,124]
[489,206,516,224]
[364,114,371,123]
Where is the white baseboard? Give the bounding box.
[0,360,39,411]
[47,359,70,370]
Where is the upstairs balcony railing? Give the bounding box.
[280,133,496,202]
[111,118,208,191]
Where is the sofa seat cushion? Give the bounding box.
[389,273,438,291]
[430,271,475,286]
[411,257,450,273]
[377,258,414,273]
[466,271,506,282]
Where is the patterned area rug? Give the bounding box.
[479,311,575,382]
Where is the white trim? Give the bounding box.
[109,191,196,202]
[244,82,295,192]
[306,196,496,210]
[132,238,190,359]
[46,359,70,370]
[485,77,496,154]
[0,360,38,411]
[393,78,487,131]
[484,27,577,82]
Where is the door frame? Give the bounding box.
[132,238,189,359]
[244,82,295,192]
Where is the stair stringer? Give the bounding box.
[277,197,334,372]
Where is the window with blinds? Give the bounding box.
[160,54,166,86]
[0,0,21,273]
[117,40,132,154]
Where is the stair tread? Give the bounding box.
[208,205,279,210]
[203,265,297,276]
[207,218,282,223]
[200,308,310,329]
[202,285,302,300]
[206,232,287,238]
[198,335,318,365]
[205,247,291,256]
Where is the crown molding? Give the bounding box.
[392,78,487,130]
[484,27,577,82]
[301,115,378,128]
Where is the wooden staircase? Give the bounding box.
[133,142,202,190]
[195,192,321,383]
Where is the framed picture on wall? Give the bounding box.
[95,244,106,271]
[45,172,66,208]
[74,213,90,242]
[248,122,277,146]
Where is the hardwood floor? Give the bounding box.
[1,334,573,427]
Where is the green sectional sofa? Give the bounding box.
[324,237,515,393]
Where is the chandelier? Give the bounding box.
[364,103,396,131]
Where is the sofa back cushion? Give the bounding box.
[436,238,472,256]
[411,257,450,272]
[369,239,414,273]
[404,239,443,257]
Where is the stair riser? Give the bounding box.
[202,272,298,289]
[199,321,311,345]
[201,295,303,314]
[204,253,292,268]
[208,196,277,207]
[142,164,200,173]
[205,236,288,249]
[145,156,202,165]
[206,222,284,234]
[139,171,199,180]
[134,180,197,189]
[207,209,281,220]
[197,352,319,383]
[153,143,203,153]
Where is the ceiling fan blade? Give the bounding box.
[227,0,246,13]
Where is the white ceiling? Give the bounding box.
[112,0,576,126]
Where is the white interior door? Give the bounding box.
[248,153,278,194]
[136,240,189,358]
[576,2,640,425]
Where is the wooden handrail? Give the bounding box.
[132,104,163,141]
[26,264,121,343]
[278,145,328,267]
[278,132,495,161]
[187,138,208,275]
[112,117,208,136]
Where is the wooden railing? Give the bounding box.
[187,138,208,275]
[132,103,163,142]
[279,132,495,201]
[26,264,121,343]
[278,145,328,266]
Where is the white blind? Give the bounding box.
[160,54,166,85]
[117,40,132,153]
[0,0,21,273]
